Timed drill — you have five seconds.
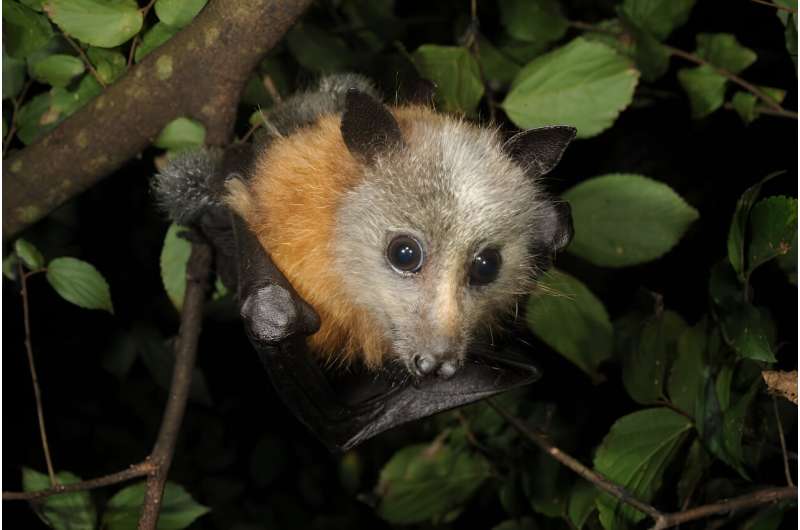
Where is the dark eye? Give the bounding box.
[387,235,424,273]
[469,249,502,286]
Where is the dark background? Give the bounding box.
[3,0,797,528]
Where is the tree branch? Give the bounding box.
[2,0,312,239]
[489,400,798,530]
[2,463,154,501]
[137,239,212,530]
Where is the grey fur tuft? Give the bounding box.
[151,149,222,225]
[263,74,379,136]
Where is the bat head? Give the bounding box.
[334,90,575,379]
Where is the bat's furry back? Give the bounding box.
[154,74,574,379]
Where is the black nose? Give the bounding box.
[414,354,436,376]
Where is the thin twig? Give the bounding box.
[138,240,212,530]
[128,35,141,67]
[772,396,794,487]
[664,45,793,115]
[2,79,34,156]
[650,487,798,530]
[19,265,57,487]
[722,102,799,120]
[750,0,797,13]
[567,19,798,119]
[490,400,798,530]
[462,0,497,122]
[487,399,665,521]
[3,463,154,501]
[62,34,107,88]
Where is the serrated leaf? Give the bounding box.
[3,1,54,59]
[622,15,671,82]
[3,51,27,99]
[593,408,692,529]
[567,479,598,529]
[17,74,102,144]
[375,443,491,524]
[160,223,191,310]
[46,256,113,313]
[503,37,638,138]
[14,238,45,269]
[87,47,126,84]
[696,33,757,75]
[677,65,727,118]
[727,172,782,280]
[563,173,699,267]
[747,196,798,275]
[621,310,687,405]
[412,45,484,115]
[286,22,355,74]
[44,0,143,48]
[667,318,709,416]
[134,22,178,62]
[620,0,696,41]
[29,53,84,87]
[23,468,97,530]
[155,0,207,28]
[527,269,613,380]
[155,118,206,151]
[498,0,567,46]
[103,481,210,530]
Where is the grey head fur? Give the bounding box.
[334,91,574,379]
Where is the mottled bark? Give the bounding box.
[2,0,312,239]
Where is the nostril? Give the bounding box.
[438,361,457,380]
[414,354,436,375]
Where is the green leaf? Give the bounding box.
[155,118,206,151]
[712,378,761,478]
[523,449,571,517]
[677,65,727,118]
[103,481,210,529]
[4,253,20,280]
[160,223,191,311]
[497,0,567,46]
[134,22,178,62]
[286,22,355,74]
[3,1,54,59]
[620,0,696,41]
[675,438,711,505]
[563,173,699,267]
[412,45,484,115]
[87,46,126,84]
[740,504,789,530]
[29,53,84,87]
[622,16,671,82]
[17,74,102,144]
[46,256,113,313]
[155,0,207,28]
[476,35,521,87]
[503,38,639,138]
[23,468,97,530]
[3,51,27,99]
[593,408,692,529]
[526,269,613,380]
[44,0,143,48]
[21,0,46,11]
[621,310,687,405]
[375,442,491,524]
[667,318,709,416]
[567,479,598,529]
[727,172,782,280]
[695,33,757,74]
[14,238,45,269]
[747,196,798,275]
[774,0,798,71]
[732,91,758,124]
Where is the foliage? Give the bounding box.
[3,1,797,530]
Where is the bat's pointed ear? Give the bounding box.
[532,199,574,272]
[341,88,403,163]
[503,126,576,178]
